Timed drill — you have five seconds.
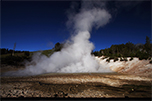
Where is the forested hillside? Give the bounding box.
[0,42,63,66]
[92,36,152,60]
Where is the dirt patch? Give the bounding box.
[0,73,151,98]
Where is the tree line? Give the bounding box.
[92,36,152,60]
[0,48,30,55]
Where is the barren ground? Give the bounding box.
[1,65,152,98]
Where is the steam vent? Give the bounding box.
[1,0,151,99]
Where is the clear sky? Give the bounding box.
[1,0,151,52]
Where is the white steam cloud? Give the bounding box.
[2,1,112,76]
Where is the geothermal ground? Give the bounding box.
[0,57,152,98]
[0,73,152,98]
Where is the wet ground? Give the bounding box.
[0,73,151,98]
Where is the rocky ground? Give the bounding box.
[0,57,152,98]
[0,73,152,98]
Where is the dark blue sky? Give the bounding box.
[1,1,151,52]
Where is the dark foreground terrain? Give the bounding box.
[0,73,151,98]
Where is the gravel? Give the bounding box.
[0,73,151,98]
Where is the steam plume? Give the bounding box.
[2,1,112,76]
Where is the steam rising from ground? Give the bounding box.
[2,1,113,76]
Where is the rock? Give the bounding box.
[65,93,68,96]
[58,91,64,95]
[54,94,58,97]
[24,90,28,95]
[8,90,12,93]
[7,93,11,97]
[35,94,39,97]
[2,94,7,97]
[12,90,17,95]
[22,91,24,95]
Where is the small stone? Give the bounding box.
[35,94,39,97]
[7,93,11,97]
[12,95,17,98]
[23,91,27,94]
[65,93,68,96]
[58,91,64,95]
[65,96,68,98]
[54,94,58,97]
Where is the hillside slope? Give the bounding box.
[95,56,152,77]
